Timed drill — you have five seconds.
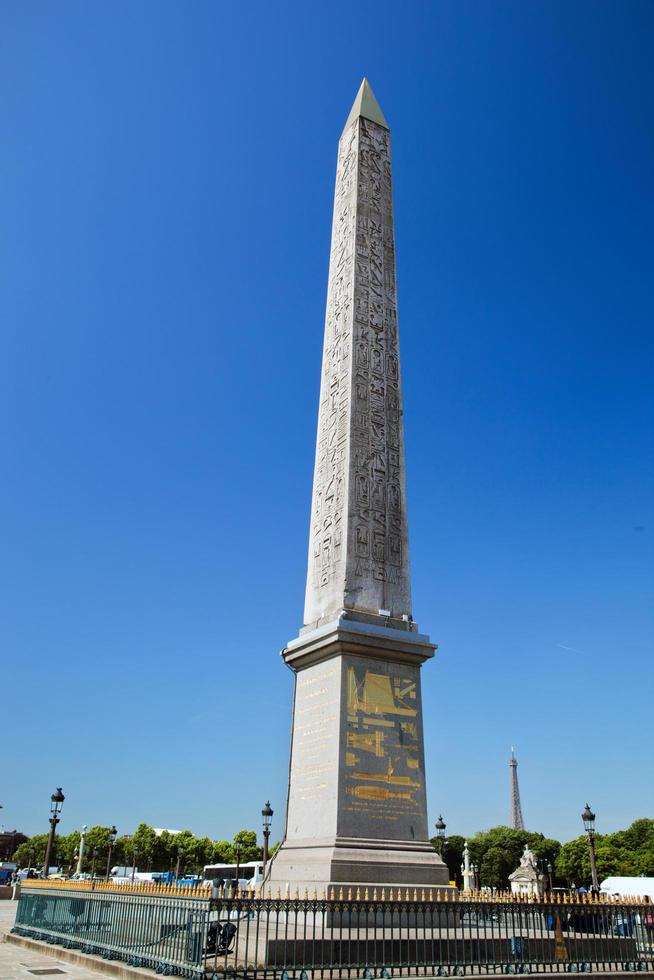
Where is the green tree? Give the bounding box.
[211,840,233,864]
[467,827,561,890]
[556,821,654,888]
[430,834,465,886]
[13,834,47,868]
[233,830,261,862]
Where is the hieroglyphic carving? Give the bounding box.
[304,113,412,628]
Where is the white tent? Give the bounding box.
[600,876,654,899]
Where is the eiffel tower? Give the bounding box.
[510,748,525,830]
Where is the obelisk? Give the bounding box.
[269,80,450,893]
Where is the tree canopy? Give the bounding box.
[556,818,654,886]
[13,823,270,874]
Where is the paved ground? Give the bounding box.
[0,903,109,980]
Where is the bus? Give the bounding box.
[203,861,264,889]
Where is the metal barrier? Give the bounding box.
[12,882,654,977]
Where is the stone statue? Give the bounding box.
[509,844,544,896]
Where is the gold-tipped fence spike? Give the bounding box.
[389,888,394,901]
[413,888,418,901]
[339,887,344,901]
[381,888,386,901]
[312,888,318,900]
[364,887,369,901]
[373,888,377,901]
[405,887,410,901]
[421,889,425,902]
[356,888,361,901]
[436,889,441,902]
[275,886,281,899]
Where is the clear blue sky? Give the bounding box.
[1,1,652,848]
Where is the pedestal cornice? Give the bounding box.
[283,615,436,671]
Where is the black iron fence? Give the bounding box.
[12,882,654,978]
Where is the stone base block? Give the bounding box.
[268,835,451,897]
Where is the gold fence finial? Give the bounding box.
[356,887,361,901]
[381,888,386,900]
[373,888,377,901]
[421,889,425,902]
[347,887,353,901]
[339,887,344,901]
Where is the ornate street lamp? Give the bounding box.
[547,861,554,893]
[234,841,242,892]
[43,787,65,877]
[175,846,184,882]
[262,801,274,878]
[434,815,446,856]
[581,803,600,892]
[105,826,118,879]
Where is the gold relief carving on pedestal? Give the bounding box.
[343,663,422,819]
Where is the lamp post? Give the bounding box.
[582,803,600,892]
[234,841,242,892]
[547,861,554,893]
[472,863,479,890]
[56,852,62,873]
[28,846,34,871]
[434,815,446,856]
[106,826,117,879]
[175,846,183,882]
[91,847,97,878]
[131,845,139,883]
[43,788,65,877]
[262,801,273,878]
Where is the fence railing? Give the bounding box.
[12,882,654,978]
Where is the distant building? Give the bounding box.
[0,830,29,861]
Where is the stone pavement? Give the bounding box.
[0,902,109,980]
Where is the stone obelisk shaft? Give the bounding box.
[269,81,449,896]
[304,82,412,631]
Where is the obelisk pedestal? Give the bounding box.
[269,80,450,896]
